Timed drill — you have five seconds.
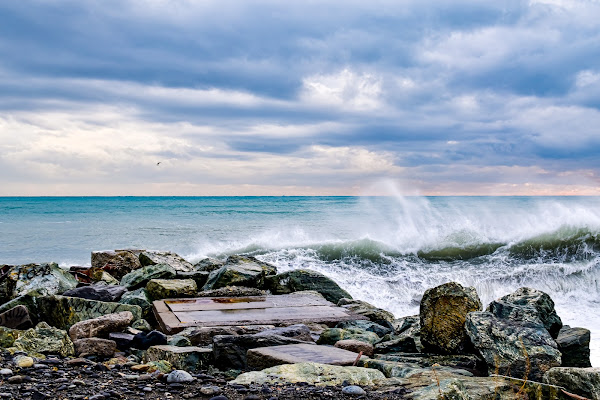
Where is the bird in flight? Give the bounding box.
[156,162,161,166]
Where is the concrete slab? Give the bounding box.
[247,343,365,370]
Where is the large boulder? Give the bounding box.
[543,367,600,400]
[556,326,591,367]
[0,289,45,325]
[487,287,562,338]
[0,305,33,330]
[68,311,134,340]
[232,362,385,386]
[336,320,393,338]
[420,282,482,354]
[74,338,117,357]
[144,345,213,372]
[91,250,143,280]
[374,324,421,354]
[202,256,276,291]
[36,295,141,330]
[337,298,395,325]
[118,288,153,318]
[465,311,561,381]
[139,251,194,273]
[146,279,197,300]
[62,284,127,303]
[193,257,225,273]
[265,269,351,304]
[175,270,209,288]
[9,263,78,297]
[120,264,176,290]
[11,322,74,358]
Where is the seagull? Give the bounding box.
[156,162,161,166]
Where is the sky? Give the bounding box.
[1,0,599,196]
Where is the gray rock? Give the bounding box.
[179,326,245,346]
[334,339,374,357]
[91,250,143,280]
[166,369,194,383]
[375,353,485,375]
[265,269,351,304]
[336,320,393,337]
[62,284,127,303]
[118,288,153,318]
[146,279,197,300]
[74,338,117,357]
[342,385,366,396]
[131,319,152,332]
[337,298,395,324]
[253,324,314,342]
[394,315,420,334]
[68,311,134,340]
[489,287,562,338]
[197,286,267,297]
[317,327,380,345]
[420,282,482,354]
[0,289,45,323]
[0,305,33,330]
[144,345,212,372]
[193,258,225,273]
[213,333,312,369]
[120,264,176,290]
[109,332,135,350]
[168,335,192,347]
[202,258,273,291]
[543,367,600,400]
[11,263,78,297]
[465,311,561,381]
[374,332,421,354]
[139,251,194,273]
[12,322,74,358]
[556,326,591,367]
[175,270,209,288]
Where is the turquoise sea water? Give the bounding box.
[1,196,599,364]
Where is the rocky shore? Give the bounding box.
[0,249,598,399]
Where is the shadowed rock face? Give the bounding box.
[265,269,352,304]
[556,326,592,368]
[419,282,482,355]
[543,367,600,400]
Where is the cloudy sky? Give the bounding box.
[1,0,599,196]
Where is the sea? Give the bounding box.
[1,195,599,365]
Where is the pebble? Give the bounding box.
[166,369,194,383]
[244,396,260,400]
[209,396,229,400]
[7,375,32,384]
[142,386,153,392]
[89,395,105,400]
[14,355,34,368]
[0,369,13,376]
[342,385,366,396]
[200,385,221,395]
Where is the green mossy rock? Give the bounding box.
[119,288,153,318]
[144,345,212,372]
[317,327,380,345]
[146,279,197,300]
[120,264,176,290]
[265,269,352,304]
[10,263,78,297]
[139,251,194,273]
[12,322,74,358]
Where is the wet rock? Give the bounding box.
[334,339,374,357]
[202,258,274,291]
[338,298,395,324]
[265,269,351,304]
[167,369,194,383]
[62,284,127,303]
[144,345,212,372]
[118,288,152,318]
[489,287,562,339]
[231,362,385,386]
[420,282,481,354]
[139,251,194,273]
[131,330,167,350]
[543,367,600,400]
[146,279,197,300]
[213,333,312,369]
[317,327,380,345]
[193,258,225,273]
[0,305,33,330]
[374,333,421,354]
[465,311,561,381]
[36,295,141,330]
[336,320,393,338]
[12,322,74,357]
[253,324,314,342]
[10,263,78,297]
[556,326,591,367]
[74,338,117,357]
[91,250,143,280]
[168,335,192,347]
[120,264,176,290]
[68,311,134,340]
[175,270,209,288]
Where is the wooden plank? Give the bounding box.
[164,293,331,312]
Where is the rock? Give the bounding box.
[176,270,209,288]
[0,305,33,330]
[231,362,385,386]
[120,264,176,290]
[10,263,78,297]
[317,328,380,345]
[74,338,117,357]
[197,286,267,297]
[342,385,366,396]
[374,353,485,376]
[543,367,600,400]
[253,324,314,342]
[179,326,246,346]
[334,339,374,357]
[265,269,351,304]
[12,322,74,357]
[374,334,420,354]
[226,255,277,275]
[146,279,197,300]
[194,258,225,273]
[213,333,313,369]
[202,260,272,291]
[0,289,45,323]
[118,288,153,318]
[338,298,395,324]
[139,251,194,273]
[168,335,192,347]
[145,359,172,373]
[92,250,143,280]
[200,385,221,395]
[394,315,420,334]
[556,326,591,367]
[247,343,364,370]
[131,330,168,350]
[360,358,473,380]
[144,345,212,372]
[336,320,393,338]
[465,311,561,381]
[0,368,13,376]
[131,319,152,332]
[62,284,127,303]
[36,295,141,330]
[109,332,135,350]
[90,269,120,285]
[13,355,34,368]
[405,377,474,400]
[489,287,562,339]
[68,311,134,340]
[0,326,21,348]
[419,282,481,354]
[167,370,195,383]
